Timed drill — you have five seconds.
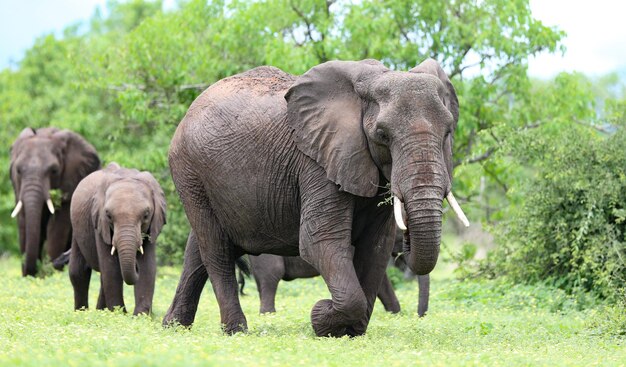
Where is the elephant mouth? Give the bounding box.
[393,193,469,229]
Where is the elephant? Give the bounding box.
[68,162,166,315]
[9,127,100,277]
[249,253,401,314]
[163,58,468,337]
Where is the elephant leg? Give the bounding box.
[98,239,126,312]
[250,254,285,313]
[377,272,401,314]
[300,189,363,337]
[163,231,208,327]
[96,283,106,310]
[46,203,72,269]
[69,241,91,310]
[174,176,246,334]
[133,242,156,316]
[417,274,430,317]
[348,200,396,335]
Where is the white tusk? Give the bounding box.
[11,200,23,218]
[446,192,470,227]
[46,199,55,214]
[139,245,144,255]
[393,196,408,231]
[111,246,116,256]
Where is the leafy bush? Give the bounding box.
[493,128,626,300]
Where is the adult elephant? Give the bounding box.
[164,59,468,337]
[9,127,100,276]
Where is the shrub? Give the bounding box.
[493,128,626,300]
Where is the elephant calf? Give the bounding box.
[250,253,401,314]
[69,163,166,315]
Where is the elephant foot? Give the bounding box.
[221,318,248,335]
[162,308,194,328]
[310,299,349,337]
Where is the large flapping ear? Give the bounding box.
[410,59,459,181]
[52,130,101,195]
[139,172,166,244]
[285,60,389,197]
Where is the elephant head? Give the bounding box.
[285,58,467,275]
[10,127,100,276]
[94,163,166,285]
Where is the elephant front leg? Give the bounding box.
[69,242,91,310]
[97,239,126,312]
[250,254,285,313]
[348,200,397,335]
[377,272,401,314]
[46,203,72,269]
[133,241,156,316]
[163,231,209,327]
[300,191,366,337]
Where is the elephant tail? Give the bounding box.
[235,256,251,296]
[52,249,72,270]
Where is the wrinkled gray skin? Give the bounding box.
[10,127,100,277]
[164,59,459,336]
[250,253,401,314]
[69,163,166,315]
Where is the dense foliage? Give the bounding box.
[493,127,626,300]
[0,0,564,264]
[1,0,625,302]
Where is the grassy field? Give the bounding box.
[0,255,624,367]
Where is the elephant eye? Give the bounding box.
[376,128,390,143]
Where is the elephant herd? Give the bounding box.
[8,58,469,337]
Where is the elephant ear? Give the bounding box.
[139,172,166,244]
[52,130,101,195]
[285,60,388,197]
[91,175,112,245]
[410,58,459,181]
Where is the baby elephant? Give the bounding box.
[250,254,401,314]
[69,163,166,315]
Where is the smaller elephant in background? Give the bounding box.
[10,127,100,276]
[69,163,166,315]
[249,254,401,314]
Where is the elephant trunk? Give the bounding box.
[114,226,140,285]
[392,136,447,276]
[21,179,47,277]
[403,192,443,275]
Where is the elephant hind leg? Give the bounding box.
[163,230,208,327]
[69,241,91,310]
[173,180,247,334]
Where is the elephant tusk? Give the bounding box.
[46,199,55,215]
[139,245,144,255]
[11,200,23,218]
[393,196,408,231]
[446,192,470,227]
[111,246,116,256]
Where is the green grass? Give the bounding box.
[0,255,623,367]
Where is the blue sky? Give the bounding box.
[1,0,625,78]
